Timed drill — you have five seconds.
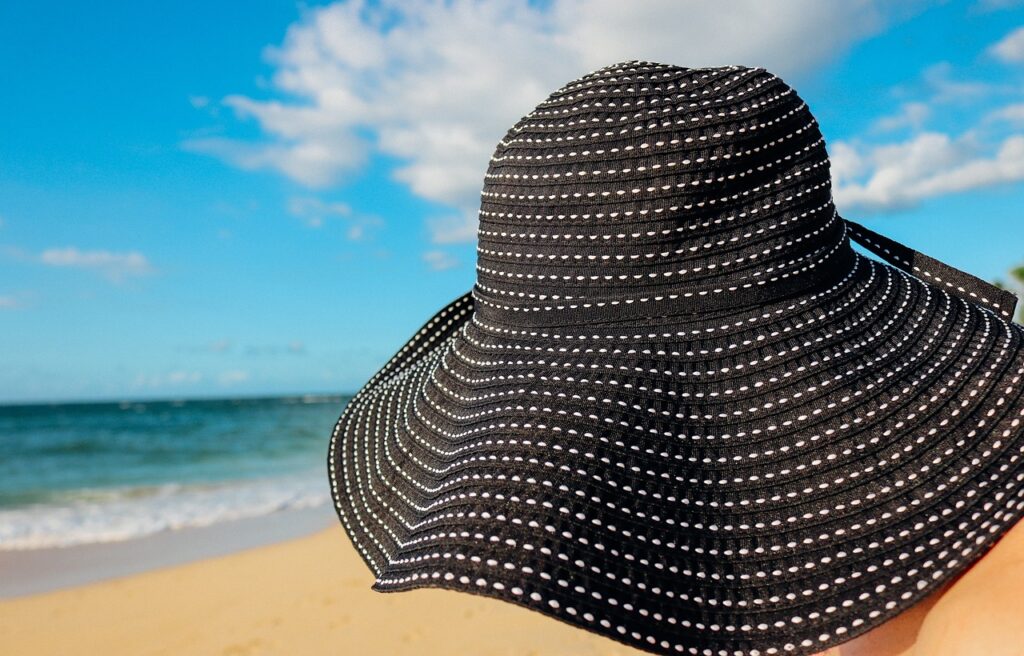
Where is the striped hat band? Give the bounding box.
[328,60,1024,656]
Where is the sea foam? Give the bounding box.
[0,473,330,550]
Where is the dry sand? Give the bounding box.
[0,528,649,656]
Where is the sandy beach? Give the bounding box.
[0,522,647,656]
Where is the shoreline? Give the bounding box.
[0,503,335,598]
[0,515,645,656]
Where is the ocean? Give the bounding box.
[0,394,349,550]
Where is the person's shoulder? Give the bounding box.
[913,517,1024,655]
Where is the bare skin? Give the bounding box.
[811,518,1024,656]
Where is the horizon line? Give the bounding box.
[0,390,356,409]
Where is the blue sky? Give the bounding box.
[2,0,1023,404]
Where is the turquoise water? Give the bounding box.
[0,395,349,549]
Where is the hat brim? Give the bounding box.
[328,249,1024,656]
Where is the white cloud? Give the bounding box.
[918,61,993,103]
[871,62,1005,137]
[833,46,1024,213]
[182,136,361,187]
[166,370,202,384]
[286,195,380,238]
[0,295,21,309]
[988,102,1024,125]
[39,247,154,282]
[871,101,931,133]
[423,249,459,271]
[132,370,203,388]
[554,0,892,72]
[288,196,352,228]
[218,369,250,385]
[990,25,1024,62]
[191,0,906,243]
[832,131,1024,211]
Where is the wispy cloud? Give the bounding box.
[832,38,1024,213]
[423,250,459,271]
[243,341,306,356]
[38,247,155,282]
[287,196,380,238]
[0,290,35,310]
[190,0,909,243]
[871,101,931,134]
[178,338,306,355]
[916,61,994,103]
[183,136,362,188]
[870,61,1002,137]
[988,102,1024,125]
[132,370,203,389]
[288,196,351,228]
[218,369,250,386]
[166,370,201,384]
[989,25,1024,62]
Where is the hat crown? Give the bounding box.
[475,61,851,326]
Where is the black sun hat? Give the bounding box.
[327,60,1024,656]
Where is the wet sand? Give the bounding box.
[0,522,647,656]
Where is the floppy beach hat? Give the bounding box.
[327,60,1024,656]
